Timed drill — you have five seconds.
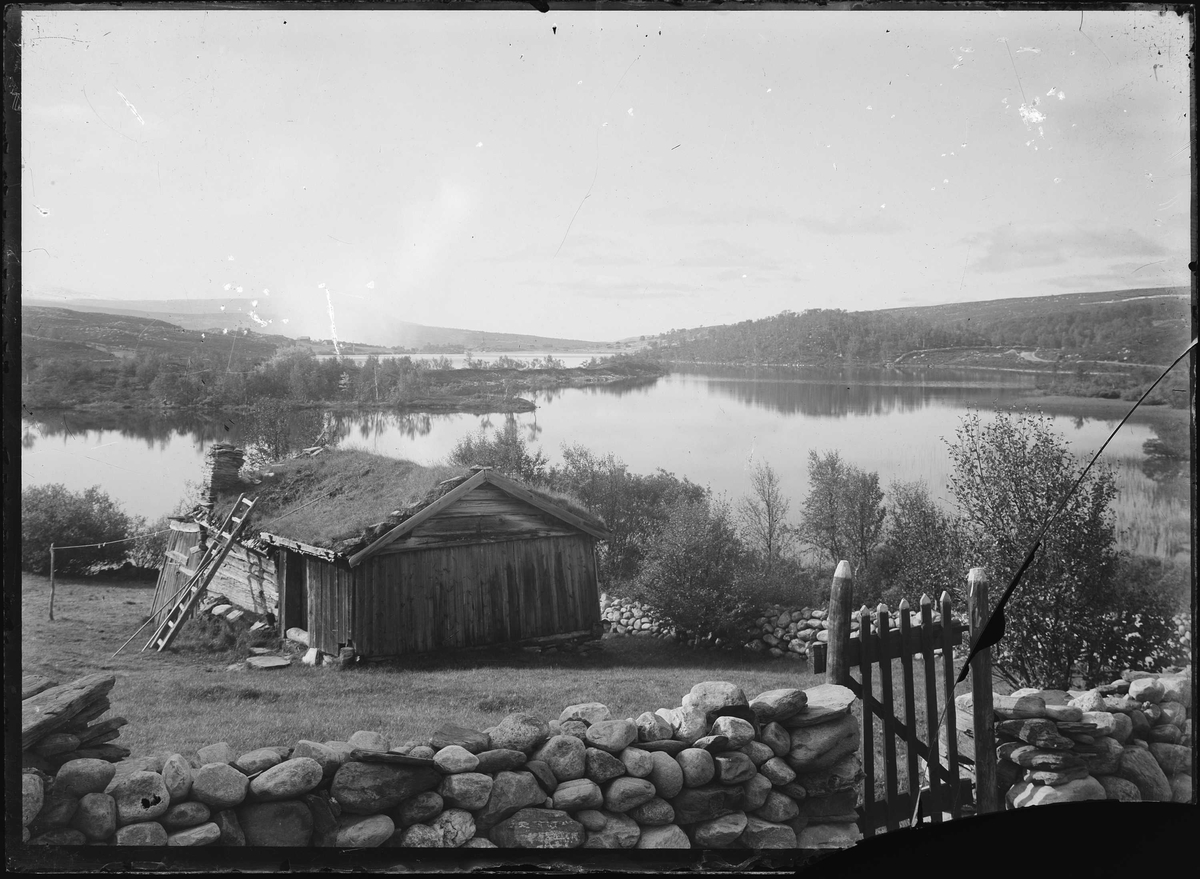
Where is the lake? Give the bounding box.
[21,365,1190,562]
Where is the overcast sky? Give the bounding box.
[21,7,1193,345]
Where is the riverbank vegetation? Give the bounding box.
[22,336,667,414]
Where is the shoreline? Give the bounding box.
[22,369,667,417]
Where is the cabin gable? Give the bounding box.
[379,482,579,552]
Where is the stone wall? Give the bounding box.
[21,681,866,851]
[600,594,964,661]
[953,667,1193,809]
[600,595,1192,669]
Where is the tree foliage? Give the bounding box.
[866,479,968,608]
[22,484,137,574]
[241,398,325,467]
[546,445,708,591]
[448,418,550,484]
[632,497,756,641]
[737,462,797,574]
[796,451,886,577]
[946,411,1122,689]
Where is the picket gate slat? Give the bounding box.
[898,598,920,822]
[857,604,875,839]
[940,590,963,821]
[918,594,944,823]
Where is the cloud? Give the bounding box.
[792,214,906,236]
[966,224,1170,273]
[523,275,695,301]
[672,238,779,269]
[643,204,904,236]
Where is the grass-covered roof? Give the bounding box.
[210,447,604,557]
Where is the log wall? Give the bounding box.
[152,520,279,628]
[306,533,600,658]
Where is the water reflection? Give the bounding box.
[672,365,1038,418]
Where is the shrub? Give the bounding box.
[1075,553,1190,685]
[632,497,757,641]
[242,398,325,467]
[863,479,969,609]
[545,444,708,592]
[22,484,137,574]
[448,418,549,484]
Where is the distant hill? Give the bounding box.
[23,296,608,351]
[22,306,288,366]
[875,286,1190,326]
[643,286,1192,367]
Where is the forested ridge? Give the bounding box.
[647,288,1190,367]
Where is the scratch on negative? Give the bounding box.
[116,91,146,125]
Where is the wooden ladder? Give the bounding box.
[142,494,257,653]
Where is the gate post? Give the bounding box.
[967,567,1000,814]
[826,560,854,686]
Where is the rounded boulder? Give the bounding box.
[533,735,587,782]
[586,719,638,755]
[53,759,117,799]
[191,763,250,809]
[110,771,171,825]
[249,757,324,801]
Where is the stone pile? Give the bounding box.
[600,595,965,662]
[954,668,1193,809]
[201,442,246,507]
[21,681,866,851]
[22,674,131,775]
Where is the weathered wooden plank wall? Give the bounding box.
[207,542,279,619]
[149,520,201,630]
[351,534,600,657]
[307,557,355,655]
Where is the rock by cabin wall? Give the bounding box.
[22,681,865,851]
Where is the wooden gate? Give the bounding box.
[812,563,999,837]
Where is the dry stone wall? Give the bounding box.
[600,594,963,660]
[953,667,1193,809]
[22,681,866,851]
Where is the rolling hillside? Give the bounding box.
[23,296,607,351]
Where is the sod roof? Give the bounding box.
[210,447,605,557]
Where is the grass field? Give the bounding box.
[21,573,993,807]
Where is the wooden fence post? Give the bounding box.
[49,544,56,621]
[968,567,999,814]
[826,560,854,686]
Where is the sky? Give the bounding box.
[20,7,1194,346]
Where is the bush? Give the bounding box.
[1075,553,1190,685]
[448,418,549,484]
[545,444,708,592]
[22,484,137,574]
[242,398,325,467]
[631,497,757,641]
[863,479,969,609]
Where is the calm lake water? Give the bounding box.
[21,365,1191,561]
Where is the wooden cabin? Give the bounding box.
[262,467,608,658]
[154,451,608,660]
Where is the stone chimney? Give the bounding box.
[201,443,247,512]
